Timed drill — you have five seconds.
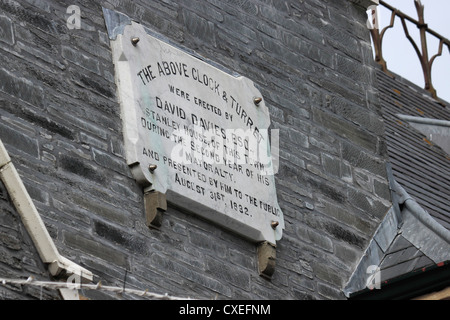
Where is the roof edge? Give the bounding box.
[350,260,450,300]
[0,139,94,288]
[344,176,450,298]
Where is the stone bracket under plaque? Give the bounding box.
[144,191,167,229]
[258,241,277,279]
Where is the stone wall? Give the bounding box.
[0,0,391,300]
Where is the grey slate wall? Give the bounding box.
[0,0,391,300]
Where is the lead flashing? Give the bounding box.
[0,139,93,289]
[397,114,450,127]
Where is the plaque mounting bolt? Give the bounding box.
[131,37,140,46]
[149,164,157,173]
[254,97,263,106]
[271,221,279,229]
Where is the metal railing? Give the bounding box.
[370,0,450,103]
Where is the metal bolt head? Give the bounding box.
[149,164,157,173]
[254,97,263,106]
[271,221,279,229]
[131,37,140,46]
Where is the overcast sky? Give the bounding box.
[375,0,450,103]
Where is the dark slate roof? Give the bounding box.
[345,71,450,299]
[377,71,450,231]
[350,233,450,300]
[379,234,433,284]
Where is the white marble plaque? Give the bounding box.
[108,18,284,244]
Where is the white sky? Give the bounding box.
[376,0,450,103]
